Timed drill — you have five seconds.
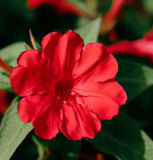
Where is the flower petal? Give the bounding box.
[18,93,53,123]
[18,93,61,139]
[73,80,127,120]
[107,27,153,62]
[73,43,118,83]
[11,50,54,97]
[59,102,101,140]
[84,96,120,120]
[33,101,61,139]
[47,30,84,79]
[41,32,63,62]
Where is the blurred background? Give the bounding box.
[1,0,153,48]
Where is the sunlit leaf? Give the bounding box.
[0,97,33,160]
[75,17,101,44]
[68,0,97,18]
[0,42,25,67]
[0,42,25,91]
[142,0,153,15]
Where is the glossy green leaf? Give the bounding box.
[116,58,153,101]
[89,113,153,160]
[75,17,101,44]
[32,134,81,160]
[0,97,33,160]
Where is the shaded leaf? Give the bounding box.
[89,113,153,160]
[124,8,150,39]
[0,69,11,91]
[33,134,81,160]
[116,58,153,101]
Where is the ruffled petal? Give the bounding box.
[41,32,63,62]
[10,50,54,97]
[18,93,61,140]
[59,101,101,140]
[73,80,127,120]
[41,30,84,79]
[84,96,120,120]
[33,99,62,139]
[18,93,55,123]
[73,43,118,83]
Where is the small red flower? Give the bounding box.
[107,27,153,62]
[0,91,9,114]
[103,0,138,25]
[103,0,126,25]
[11,30,127,140]
[26,0,85,16]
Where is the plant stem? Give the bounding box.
[0,58,12,75]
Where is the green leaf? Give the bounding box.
[0,97,33,160]
[0,42,25,67]
[116,58,153,101]
[141,131,153,160]
[32,134,81,160]
[0,42,25,91]
[124,8,150,39]
[67,0,97,18]
[142,0,153,15]
[32,136,50,160]
[75,17,101,44]
[89,113,153,160]
[0,69,11,91]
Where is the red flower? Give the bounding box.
[103,0,126,25]
[10,30,127,140]
[26,0,85,16]
[107,27,153,62]
[0,91,9,114]
[103,0,138,25]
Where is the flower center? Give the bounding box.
[55,80,75,104]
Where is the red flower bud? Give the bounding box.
[26,0,85,16]
[103,0,126,25]
[107,28,153,62]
